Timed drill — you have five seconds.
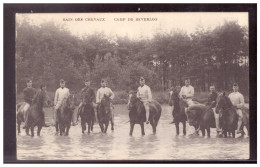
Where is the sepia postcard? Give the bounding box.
[4,4,257,163]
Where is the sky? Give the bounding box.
[16,12,248,39]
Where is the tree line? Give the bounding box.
[16,19,249,95]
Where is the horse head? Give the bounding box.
[33,89,47,109]
[127,91,140,111]
[215,92,233,115]
[66,93,77,111]
[101,94,111,114]
[186,105,205,126]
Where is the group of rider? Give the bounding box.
[21,77,245,135]
[170,78,245,135]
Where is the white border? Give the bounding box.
[1,1,258,166]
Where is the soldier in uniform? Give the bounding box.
[22,79,37,129]
[77,79,96,123]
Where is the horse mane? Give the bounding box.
[128,92,143,113]
[32,90,42,105]
[31,90,45,111]
[224,96,233,108]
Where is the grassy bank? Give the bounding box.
[16,90,249,105]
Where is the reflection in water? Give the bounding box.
[17,105,249,160]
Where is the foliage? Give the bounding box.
[16,20,249,95]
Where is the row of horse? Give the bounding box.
[16,89,249,138]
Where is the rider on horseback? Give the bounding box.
[169,85,181,124]
[137,77,152,124]
[206,85,221,133]
[22,79,37,129]
[96,79,115,122]
[228,83,245,134]
[77,79,96,123]
[53,79,70,126]
[179,78,195,115]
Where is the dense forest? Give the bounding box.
[16,19,249,95]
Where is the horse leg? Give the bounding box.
[37,126,42,136]
[31,127,34,137]
[206,127,210,137]
[183,121,186,135]
[26,128,30,136]
[17,120,21,134]
[246,123,249,137]
[81,121,85,134]
[175,122,180,135]
[104,122,109,133]
[60,123,63,136]
[65,124,70,136]
[111,118,114,131]
[201,128,205,137]
[99,122,104,133]
[141,123,145,136]
[129,123,134,136]
[91,118,94,132]
[239,124,245,138]
[55,121,59,135]
[223,130,227,138]
[151,119,156,134]
[231,130,236,138]
[87,122,91,134]
[111,110,114,131]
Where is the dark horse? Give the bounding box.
[79,102,95,134]
[16,89,47,136]
[127,91,161,136]
[97,94,114,133]
[215,92,249,138]
[187,104,216,137]
[169,87,187,135]
[55,94,77,136]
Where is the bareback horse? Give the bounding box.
[215,92,249,138]
[169,87,187,135]
[56,94,77,136]
[127,91,161,136]
[16,89,47,136]
[79,102,95,134]
[97,94,114,133]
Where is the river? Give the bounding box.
[17,104,249,160]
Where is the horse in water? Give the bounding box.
[56,94,77,136]
[97,94,114,133]
[16,89,48,136]
[187,104,216,137]
[169,87,187,135]
[127,91,161,136]
[215,92,249,138]
[79,102,95,134]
